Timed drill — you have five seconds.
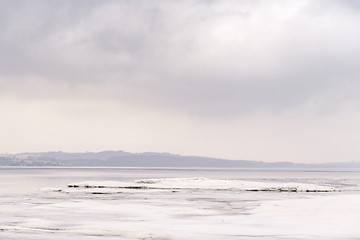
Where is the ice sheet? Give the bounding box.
[2,192,359,240]
[2,176,358,240]
[68,177,337,192]
[247,194,360,238]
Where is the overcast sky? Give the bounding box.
[1,0,360,163]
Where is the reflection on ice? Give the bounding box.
[68,177,337,192]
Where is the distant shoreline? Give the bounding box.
[1,151,360,169]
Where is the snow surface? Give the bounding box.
[3,177,359,240]
[68,177,337,192]
[2,191,359,240]
[247,194,360,238]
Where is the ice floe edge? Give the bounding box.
[67,177,337,192]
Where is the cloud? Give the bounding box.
[1,0,360,161]
[1,1,360,117]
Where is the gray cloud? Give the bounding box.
[1,0,360,161]
[1,0,359,117]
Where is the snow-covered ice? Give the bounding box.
[248,194,360,238]
[1,168,359,240]
[67,177,337,192]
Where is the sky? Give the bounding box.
[1,0,360,163]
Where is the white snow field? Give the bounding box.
[1,168,360,240]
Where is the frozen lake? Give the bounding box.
[1,167,360,239]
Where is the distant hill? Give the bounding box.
[0,151,359,168]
